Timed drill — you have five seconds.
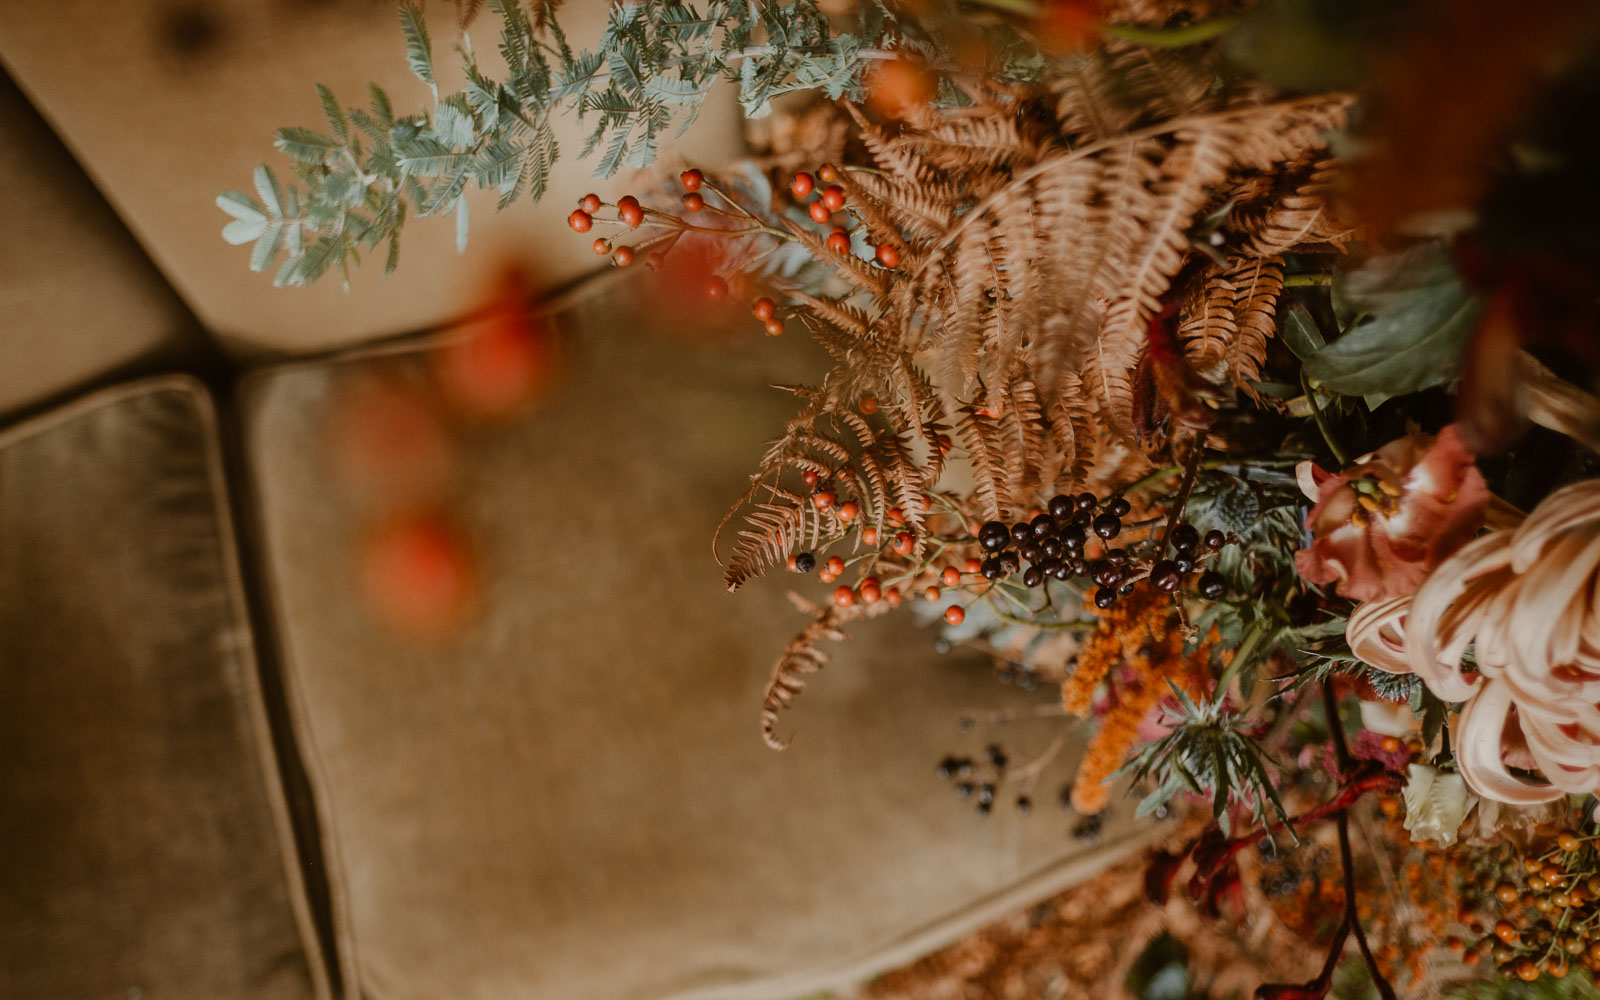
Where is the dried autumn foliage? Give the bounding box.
[717,36,1354,743]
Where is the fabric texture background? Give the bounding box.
[0,71,200,418]
[0,379,321,1000]
[242,295,1149,1000]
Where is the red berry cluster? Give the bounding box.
[788,164,902,269]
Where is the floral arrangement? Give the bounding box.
[223,0,1600,995]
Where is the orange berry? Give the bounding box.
[1381,736,1402,753]
[1497,883,1520,904]
[592,237,610,255]
[875,243,901,268]
[809,200,832,225]
[887,507,906,524]
[964,558,982,573]
[1560,832,1582,851]
[837,501,859,522]
[705,275,728,300]
[764,318,784,336]
[942,566,961,587]
[893,531,914,554]
[860,581,882,604]
[1516,959,1539,981]
[821,185,846,211]
[617,195,643,227]
[826,556,845,575]
[1526,858,1545,874]
[944,605,965,625]
[785,554,799,572]
[827,227,850,253]
[924,586,941,602]
[1496,921,1518,943]
[819,570,837,584]
[1464,950,1481,967]
[580,193,602,213]
[813,490,836,510]
[753,297,776,321]
[818,163,840,183]
[885,586,902,606]
[802,470,820,487]
[612,246,634,267]
[859,395,878,415]
[568,209,593,233]
[1544,867,1564,885]
[680,168,704,191]
[683,192,705,212]
[790,171,814,198]
[862,527,879,546]
[834,585,856,607]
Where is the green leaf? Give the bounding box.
[274,126,340,163]
[1304,243,1483,402]
[398,2,436,90]
[1281,300,1325,360]
[316,84,348,144]
[249,223,283,271]
[252,166,283,218]
[222,217,266,245]
[434,101,476,148]
[216,190,265,222]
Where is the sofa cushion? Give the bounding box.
[240,292,1151,1000]
[0,378,325,1000]
[0,3,745,358]
[0,72,203,419]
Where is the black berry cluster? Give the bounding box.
[973,493,1233,610]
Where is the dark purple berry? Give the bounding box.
[981,557,1005,580]
[1031,513,1055,538]
[1021,544,1042,564]
[977,800,993,816]
[998,550,1021,574]
[1094,586,1116,609]
[1175,554,1194,574]
[979,520,1010,551]
[1041,537,1063,558]
[977,783,995,804]
[1106,547,1128,565]
[936,757,958,779]
[1075,492,1096,511]
[1059,525,1086,550]
[1198,570,1227,600]
[955,781,974,798]
[1172,523,1200,552]
[1118,582,1136,595]
[1039,557,1063,578]
[1203,529,1226,550]
[1093,512,1121,539]
[1016,795,1032,815]
[987,745,1008,768]
[1023,566,1044,588]
[1150,559,1181,592]
[1049,494,1074,518]
[1010,522,1032,546]
[1108,496,1131,517]
[1092,561,1124,587]
[1053,560,1073,581]
[794,551,816,573]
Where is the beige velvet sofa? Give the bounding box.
[0,6,1149,999]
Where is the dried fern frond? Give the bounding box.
[761,593,891,750]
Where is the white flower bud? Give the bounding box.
[1402,763,1476,848]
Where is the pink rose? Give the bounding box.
[1294,425,1489,602]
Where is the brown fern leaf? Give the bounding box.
[1177,267,1240,381]
[1227,255,1286,392]
[956,405,1012,521]
[1233,158,1354,256]
[996,376,1048,505]
[1045,380,1096,494]
[761,594,890,750]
